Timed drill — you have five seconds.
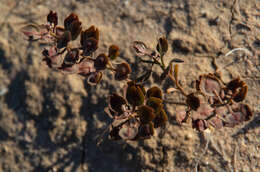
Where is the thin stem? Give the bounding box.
[160,54,166,69]
[168,74,187,97]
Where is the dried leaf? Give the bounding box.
[133,41,154,57]
[175,109,187,124]
[21,24,50,41]
[77,58,95,76]
[42,46,63,68]
[192,103,214,120]
[198,74,222,97]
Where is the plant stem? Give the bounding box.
[168,74,187,97]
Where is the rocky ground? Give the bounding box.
[0,0,259,171]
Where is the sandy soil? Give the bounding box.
[0,0,259,171]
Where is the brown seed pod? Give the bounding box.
[108,45,119,60]
[126,81,145,106]
[47,11,58,26]
[64,13,79,30]
[108,93,127,114]
[57,30,71,49]
[94,53,108,70]
[82,38,98,55]
[233,84,248,102]
[226,78,248,102]
[114,62,131,81]
[227,78,244,92]
[146,97,163,113]
[186,93,200,110]
[154,108,168,128]
[146,86,163,99]
[62,48,79,67]
[138,105,156,124]
[80,25,99,46]
[156,37,168,55]
[69,20,82,40]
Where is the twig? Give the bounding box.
[225,47,252,57]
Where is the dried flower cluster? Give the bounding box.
[22,12,253,144]
[21,11,131,85]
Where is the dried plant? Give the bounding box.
[22,12,254,145]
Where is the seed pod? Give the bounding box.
[64,13,79,30]
[156,37,168,55]
[57,30,71,49]
[114,62,131,81]
[108,45,119,60]
[226,78,248,102]
[47,11,58,26]
[69,20,82,40]
[233,84,248,102]
[63,13,82,40]
[126,81,145,106]
[227,78,243,92]
[87,71,102,85]
[186,93,200,110]
[94,53,108,70]
[138,105,156,124]
[63,48,79,67]
[82,38,98,56]
[80,25,99,46]
[108,93,127,114]
[146,86,163,99]
[154,109,168,128]
[146,97,163,113]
